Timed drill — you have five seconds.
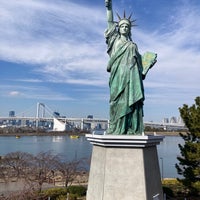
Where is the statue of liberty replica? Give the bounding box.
[105,0,157,135]
[86,1,164,199]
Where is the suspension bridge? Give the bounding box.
[0,103,109,131]
[0,103,186,132]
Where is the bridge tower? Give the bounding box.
[36,103,45,128]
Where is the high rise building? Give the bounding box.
[87,115,93,119]
[9,111,15,117]
[162,118,169,123]
[53,112,60,118]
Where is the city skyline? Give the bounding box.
[3,104,184,124]
[0,0,200,122]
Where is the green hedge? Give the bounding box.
[41,188,68,200]
[41,186,86,200]
[67,185,87,197]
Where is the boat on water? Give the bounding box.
[70,135,80,139]
[15,135,21,139]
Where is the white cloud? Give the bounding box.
[0,0,108,86]
[139,2,200,106]
[0,0,199,119]
[16,79,43,83]
[8,91,21,97]
[1,84,73,101]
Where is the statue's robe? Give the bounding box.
[105,24,145,134]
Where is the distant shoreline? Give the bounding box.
[0,132,86,137]
[0,131,185,137]
[146,131,185,136]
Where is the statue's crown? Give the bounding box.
[116,11,136,27]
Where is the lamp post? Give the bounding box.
[160,157,164,180]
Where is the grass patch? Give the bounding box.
[162,179,200,199]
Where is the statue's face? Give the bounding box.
[119,23,130,36]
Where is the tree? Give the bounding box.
[26,151,59,192]
[176,96,200,195]
[0,151,33,182]
[56,158,85,187]
[0,151,59,195]
[0,151,88,198]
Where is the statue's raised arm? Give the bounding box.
[105,0,114,29]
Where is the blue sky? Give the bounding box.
[0,0,200,122]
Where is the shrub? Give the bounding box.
[56,194,68,200]
[162,186,174,197]
[67,185,87,197]
[41,187,68,200]
[68,193,78,200]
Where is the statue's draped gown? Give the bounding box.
[105,24,144,135]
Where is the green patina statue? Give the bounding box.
[105,0,157,135]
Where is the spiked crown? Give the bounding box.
[116,11,136,27]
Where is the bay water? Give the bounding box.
[0,135,184,178]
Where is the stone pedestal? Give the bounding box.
[86,134,164,200]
